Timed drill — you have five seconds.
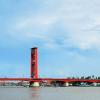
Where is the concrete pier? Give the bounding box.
[63,82,69,87]
[30,82,39,87]
[93,83,97,86]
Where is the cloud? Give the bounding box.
[1,0,100,77]
[2,0,100,50]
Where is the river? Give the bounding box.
[0,87,100,100]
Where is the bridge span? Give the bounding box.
[0,78,100,83]
[0,47,100,87]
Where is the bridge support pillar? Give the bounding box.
[30,82,39,87]
[63,82,69,87]
[93,82,97,86]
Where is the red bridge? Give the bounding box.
[0,47,100,87]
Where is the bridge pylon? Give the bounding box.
[30,47,38,79]
[30,47,39,87]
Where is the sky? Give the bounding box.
[0,0,100,78]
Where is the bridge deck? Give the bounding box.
[0,78,100,83]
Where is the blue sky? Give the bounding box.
[0,0,100,78]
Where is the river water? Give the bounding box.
[0,87,100,100]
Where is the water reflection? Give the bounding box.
[30,87,40,100]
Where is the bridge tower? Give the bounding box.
[30,47,39,87]
[31,47,38,78]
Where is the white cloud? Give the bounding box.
[65,32,100,50]
[14,15,57,30]
[6,0,100,50]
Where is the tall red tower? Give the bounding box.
[30,47,38,79]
